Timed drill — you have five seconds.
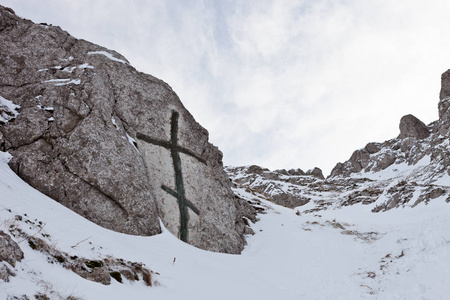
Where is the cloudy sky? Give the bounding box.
[2,0,450,175]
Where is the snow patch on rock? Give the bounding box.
[0,95,20,126]
[43,78,81,86]
[88,51,128,64]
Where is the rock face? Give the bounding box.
[0,231,23,268]
[0,6,248,253]
[226,165,323,208]
[0,231,23,282]
[306,167,325,179]
[439,70,450,135]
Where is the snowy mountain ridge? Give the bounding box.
[2,82,450,298]
[1,147,450,299]
[226,79,450,215]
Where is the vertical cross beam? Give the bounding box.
[136,110,206,243]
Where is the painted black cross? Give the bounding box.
[136,110,207,243]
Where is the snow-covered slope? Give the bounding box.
[1,149,450,299]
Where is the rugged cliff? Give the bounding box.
[0,5,251,254]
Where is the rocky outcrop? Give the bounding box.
[274,167,324,179]
[399,114,430,139]
[227,70,450,214]
[226,166,324,208]
[439,70,450,135]
[0,231,23,268]
[26,235,156,286]
[327,69,450,178]
[306,167,325,179]
[0,5,249,253]
[0,231,23,282]
[330,107,448,178]
[228,160,449,215]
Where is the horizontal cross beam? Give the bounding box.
[136,132,207,165]
[161,185,200,215]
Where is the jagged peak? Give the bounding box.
[398,114,430,139]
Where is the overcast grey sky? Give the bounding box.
[2,0,450,175]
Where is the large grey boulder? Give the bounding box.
[0,6,247,253]
[305,167,325,180]
[398,114,430,139]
